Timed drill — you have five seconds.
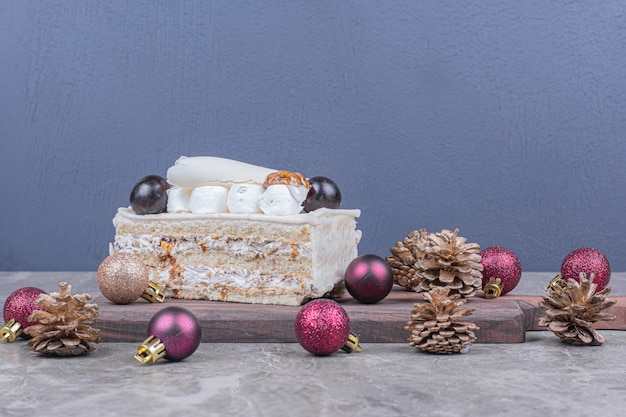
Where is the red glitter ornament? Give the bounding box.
[480,246,522,297]
[561,247,610,291]
[344,254,394,304]
[1,287,46,342]
[294,299,360,356]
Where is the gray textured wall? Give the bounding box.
[2,1,625,272]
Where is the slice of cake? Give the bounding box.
[110,156,361,306]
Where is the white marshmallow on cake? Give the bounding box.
[167,188,192,213]
[286,184,309,205]
[259,184,307,216]
[189,186,229,214]
[227,184,264,213]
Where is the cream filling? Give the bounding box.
[113,234,311,260]
[178,265,305,291]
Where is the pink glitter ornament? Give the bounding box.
[561,247,610,291]
[480,246,522,297]
[135,306,202,365]
[344,254,394,304]
[1,287,46,342]
[294,299,360,356]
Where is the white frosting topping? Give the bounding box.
[167,188,192,213]
[115,206,361,225]
[189,186,228,214]
[227,184,264,214]
[167,156,276,189]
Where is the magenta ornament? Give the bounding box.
[295,299,351,356]
[135,306,202,364]
[1,287,46,342]
[480,246,522,297]
[344,254,394,303]
[561,247,610,291]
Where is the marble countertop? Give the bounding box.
[1,272,625,417]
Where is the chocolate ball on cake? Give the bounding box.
[130,175,170,215]
[303,176,342,212]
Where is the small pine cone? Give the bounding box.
[406,286,479,354]
[24,282,101,356]
[387,229,428,290]
[539,273,616,346]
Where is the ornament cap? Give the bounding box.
[135,335,167,365]
[141,281,165,303]
[545,274,566,295]
[341,332,362,353]
[483,278,503,299]
[0,319,22,343]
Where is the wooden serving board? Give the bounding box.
[96,287,626,344]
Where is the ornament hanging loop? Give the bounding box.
[141,281,165,303]
[135,335,167,365]
[341,332,362,353]
[483,277,503,299]
[545,274,566,295]
[0,319,22,343]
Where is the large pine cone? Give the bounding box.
[24,282,101,356]
[406,286,479,354]
[387,228,483,298]
[539,273,615,346]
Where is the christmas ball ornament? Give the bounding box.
[97,252,161,304]
[561,247,611,291]
[344,254,394,303]
[135,306,202,365]
[294,299,361,356]
[1,287,46,342]
[480,246,522,298]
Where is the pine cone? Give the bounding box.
[387,228,483,297]
[24,282,101,356]
[405,286,479,354]
[539,272,616,346]
[387,229,427,290]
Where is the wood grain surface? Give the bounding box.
[96,287,626,344]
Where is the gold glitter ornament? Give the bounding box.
[97,252,150,304]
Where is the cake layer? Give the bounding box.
[111,207,361,305]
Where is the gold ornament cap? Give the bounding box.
[483,277,503,299]
[134,335,167,365]
[341,332,362,353]
[545,274,566,294]
[0,319,22,343]
[141,281,165,303]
